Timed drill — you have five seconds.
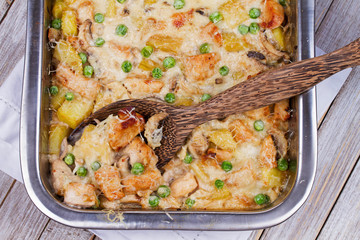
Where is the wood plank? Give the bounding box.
[39,220,94,240]
[317,157,360,239]
[316,0,360,52]
[0,181,49,239]
[0,170,15,206]
[0,0,26,86]
[259,66,360,240]
[0,0,13,22]
[315,0,334,30]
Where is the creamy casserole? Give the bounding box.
[48,0,293,210]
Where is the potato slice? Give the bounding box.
[222,32,250,52]
[208,129,237,151]
[57,97,94,129]
[49,124,70,155]
[54,40,83,75]
[219,0,247,28]
[61,10,78,36]
[147,34,183,54]
[50,84,68,110]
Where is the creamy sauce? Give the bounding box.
[49,0,292,210]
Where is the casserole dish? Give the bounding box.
[21,0,316,230]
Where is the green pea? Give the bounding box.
[249,8,261,19]
[83,65,94,78]
[121,60,132,73]
[65,92,74,101]
[51,19,61,29]
[157,185,171,198]
[238,24,249,35]
[91,161,101,171]
[249,22,260,34]
[77,166,88,177]
[279,0,286,6]
[163,56,176,69]
[215,179,224,189]
[94,13,105,23]
[254,193,270,205]
[79,52,87,64]
[185,198,195,208]
[63,153,75,165]
[183,152,193,164]
[254,120,264,131]
[115,24,128,36]
[173,0,185,10]
[141,46,154,58]
[152,67,163,79]
[49,86,59,96]
[164,93,176,103]
[117,0,126,3]
[221,161,233,172]
[201,93,211,102]
[95,37,105,47]
[93,197,100,209]
[219,66,229,76]
[199,43,211,54]
[277,158,288,171]
[209,11,223,23]
[149,195,160,207]
[131,162,145,175]
[289,159,297,172]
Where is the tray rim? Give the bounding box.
[20,0,317,230]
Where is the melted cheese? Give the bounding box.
[49,0,292,211]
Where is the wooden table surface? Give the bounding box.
[0,0,359,239]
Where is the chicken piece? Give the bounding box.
[108,108,145,151]
[94,165,125,201]
[48,28,61,43]
[182,53,220,81]
[259,135,277,168]
[170,173,198,198]
[274,100,290,121]
[207,148,233,162]
[64,182,97,208]
[77,1,94,24]
[229,119,255,144]
[122,168,162,194]
[78,19,93,50]
[122,77,164,98]
[56,63,100,100]
[51,160,79,196]
[260,0,285,29]
[172,9,194,28]
[66,36,82,52]
[201,22,222,46]
[141,17,167,33]
[162,158,188,183]
[94,81,130,111]
[188,130,208,159]
[244,106,270,120]
[144,112,168,149]
[225,168,256,188]
[121,137,158,167]
[116,155,131,177]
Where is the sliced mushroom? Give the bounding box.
[144,112,168,149]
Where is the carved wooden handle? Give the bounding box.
[192,38,360,123]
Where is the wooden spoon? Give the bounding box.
[68,38,360,168]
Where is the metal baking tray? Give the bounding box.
[20,0,316,230]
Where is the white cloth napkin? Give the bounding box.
[0,47,350,239]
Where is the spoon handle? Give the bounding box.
[193,38,360,122]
